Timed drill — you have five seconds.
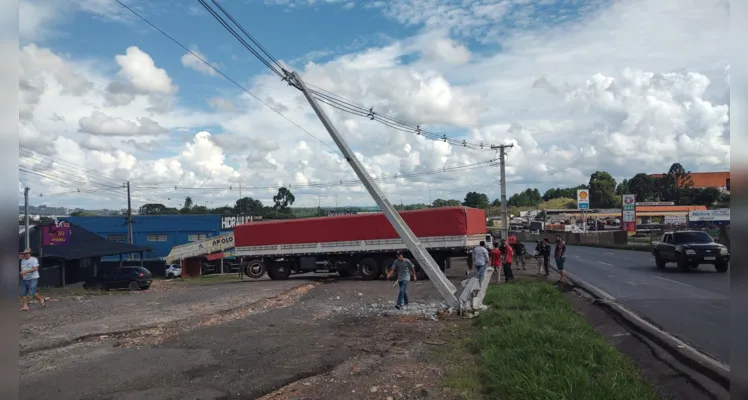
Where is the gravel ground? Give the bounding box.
[19,257,707,400]
[19,278,306,354]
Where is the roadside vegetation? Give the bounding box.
[443,280,659,400]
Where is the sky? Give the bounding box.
[15,0,730,211]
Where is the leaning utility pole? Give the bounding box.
[491,144,514,240]
[291,71,459,308]
[24,187,30,249]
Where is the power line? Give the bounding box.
[113,0,338,153]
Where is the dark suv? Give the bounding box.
[652,231,729,272]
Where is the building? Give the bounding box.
[649,172,730,191]
[63,214,223,261]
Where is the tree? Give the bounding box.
[661,163,694,204]
[627,173,657,201]
[273,187,295,210]
[688,188,721,207]
[490,198,501,207]
[588,171,617,208]
[69,209,94,217]
[615,179,629,196]
[138,203,168,215]
[235,197,263,214]
[181,197,193,213]
[190,205,208,214]
[211,205,234,214]
[463,192,490,209]
[432,199,462,208]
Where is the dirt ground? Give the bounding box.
[19,259,712,400]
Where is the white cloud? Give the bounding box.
[78,111,169,136]
[181,48,219,76]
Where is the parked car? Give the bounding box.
[165,264,182,279]
[652,231,729,272]
[83,266,153,291]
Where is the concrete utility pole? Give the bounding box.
[24,187,30,249]
[126,181,134,259]
[491,144,514,240]
[292,71,460,308]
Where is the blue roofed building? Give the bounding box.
[63,215,223,261]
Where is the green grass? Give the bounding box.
[445,280,659,400]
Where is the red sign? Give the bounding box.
[205,252,225,261]
[43,225,71,246]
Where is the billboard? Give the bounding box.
[621,194,636,232]
[688,209,730,222]
[42,222,71,246]
[576,189,590,210]
[221,215,262,230]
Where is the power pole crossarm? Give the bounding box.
[490,144,514,241]
[291,71,459,309]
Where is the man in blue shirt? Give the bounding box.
[20,248,46,311]
[386,251,416,310]
[471,241,490,283]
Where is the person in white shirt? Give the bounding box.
[20,248,46,311]
[471,241,490,283]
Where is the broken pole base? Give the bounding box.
[458,267,494,315]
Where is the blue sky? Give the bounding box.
[17,0,730,209]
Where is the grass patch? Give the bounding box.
[462,280,659,400]
[434,323,483,400]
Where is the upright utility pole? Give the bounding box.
[292,71,459,308]
[491,144,514,240]
[24,187,30,249]
[126,181,134,260]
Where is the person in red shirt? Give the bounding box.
[500,239,516,282]
[489,242,502,284]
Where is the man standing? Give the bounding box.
[541,238,552,277]
[554,235,567,283]
[489,242,502,284]
[471,240,490,283]
[386,251,416,310]
[20,249,46,311]
[514,242,527,271]
[500,240,515,282]
[534,240,544,275]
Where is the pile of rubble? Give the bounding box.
[331,301,453,320]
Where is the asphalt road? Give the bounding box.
[523,242,730,364]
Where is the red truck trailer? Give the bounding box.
[234,206,487,280]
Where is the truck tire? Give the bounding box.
[715,262,729,273]
[267,262,292,280]
[381,258,396,280]
[359,258,380,280]
[242,259,266,279]
[655,255,666,269]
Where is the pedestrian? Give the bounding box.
[489,242,502,284]
[554,235,567,283]
[471,240,490,284]
[514,242,527,271]
[386,251,416,310]
[534,240,544,275]
[19,248,46,311]
[541,238,551,277]
[499,239,515,282]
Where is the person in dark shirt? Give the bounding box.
[513,242,527,271]
[541,238,551,277]
[554,235,567,283]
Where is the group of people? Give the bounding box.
[470,235,567,284]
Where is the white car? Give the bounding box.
[165,264,182,279]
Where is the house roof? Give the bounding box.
[18,223,151,260]
[649,172,730,188]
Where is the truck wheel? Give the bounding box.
[381,258,396,280]
[359,258,380,281]
[715,262,729,273]
[243,259,266,279]
[655,255,665,269]
[268,263,292,280]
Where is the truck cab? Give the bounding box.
[652,230,729,272]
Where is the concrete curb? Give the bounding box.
[548,263,731,392]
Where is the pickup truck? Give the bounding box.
[652,231,729,272]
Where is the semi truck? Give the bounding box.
[234,206,486,281]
